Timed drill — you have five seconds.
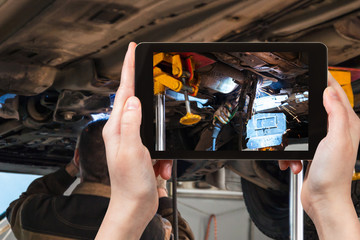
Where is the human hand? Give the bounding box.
[96,42,172,240]
[280,72,360,239]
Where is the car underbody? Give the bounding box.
[0,0,360,239]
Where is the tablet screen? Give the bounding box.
[154,51,308,152]
[136,43,327,159]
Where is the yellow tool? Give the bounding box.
[180,90,202,125]
[153,52,201,125]
[153,67,183,95]
[153,53,184,95]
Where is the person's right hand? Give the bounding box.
[299,72,360,239]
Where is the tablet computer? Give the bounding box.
[135,42,327,159]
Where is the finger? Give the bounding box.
[159,160,173,180]
[119,96,143,147]
[289,161,303,174]
[323,86,349,139]
[278,160,290,171]
[279,160,303,174]
[108,42,137,125]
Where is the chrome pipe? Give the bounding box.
[155,94,165,151]
[290,162,304,240]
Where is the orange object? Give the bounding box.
[179,112,202,126]
[205,214,217,240]
[329,69,354,107]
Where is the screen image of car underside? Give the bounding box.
[153,51,309,152]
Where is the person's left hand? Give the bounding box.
[98,42,172,240]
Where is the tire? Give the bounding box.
[241,177,318,240]
[242,176,360,240]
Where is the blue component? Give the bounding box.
[246,113,286,149]
[0,94,17,105]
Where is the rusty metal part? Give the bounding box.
[54,90,110,122]
[211,53,279,82]
[197,62,243,94]
[0,94,19,120]
[249,52,308,79]
[27,96,53,122]
[0,61,56,96]
[53,60,119,94]
[262,0,360,40]
[62,111,76,121]
[334,15,360,43]
[0,120,23,137]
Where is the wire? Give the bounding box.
[204,214,217,240]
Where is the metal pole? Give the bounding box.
[289,162,304,240]
[172,160,178,240]
[155,93,179,240]
[184,90,191,114]
[155,94,165,151]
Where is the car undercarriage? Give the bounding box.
[0,0,360,239]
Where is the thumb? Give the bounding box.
[323,86,349,139]
[120,96,143,145]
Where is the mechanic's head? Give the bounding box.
[77,119,110,185]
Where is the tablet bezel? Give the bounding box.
[135,42,328,160]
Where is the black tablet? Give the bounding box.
[135,42,327,159]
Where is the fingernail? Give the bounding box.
[326,87,338,100]
[125,96,139,110]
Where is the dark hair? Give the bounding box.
[78,119,110,185]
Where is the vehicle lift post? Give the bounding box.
[290,163,304,240]
[155,93,179,240]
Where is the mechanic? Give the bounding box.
[96,43,360,239]
[6,117,193,239]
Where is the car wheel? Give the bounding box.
[241,177,318,240]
